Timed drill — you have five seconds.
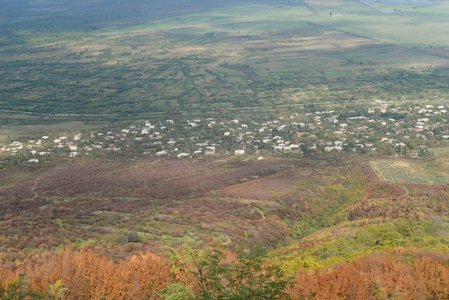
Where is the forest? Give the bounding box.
[3,243,449,299]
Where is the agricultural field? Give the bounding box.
[2,0,449,118]
[372,157,449,185]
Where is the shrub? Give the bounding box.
[127,231,140,243]
[115,235,128,245]
[413,226,426,237]
[395,221,412,238]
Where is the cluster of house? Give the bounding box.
[2,101,449,162]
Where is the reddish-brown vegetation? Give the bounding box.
[0,156,307,260]
[1,247,171,299]
[2,154,449,286]
[2,248,449,299]
[0,157,303,201]
[288,251,449,300]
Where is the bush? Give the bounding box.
[115,235,128,245]
[395,221,412,238]
[413,226,426,237]
[127,231,140,243]
[381,231,402,243]
[356,229,379,247]
[426,225,439,237]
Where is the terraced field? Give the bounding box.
[371,160,449,185]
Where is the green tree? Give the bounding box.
[0,274,67,300]
[161,236,294,299]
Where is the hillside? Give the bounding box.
[2,0,449,298]
[2,153,449,298]
[2,153,449,260]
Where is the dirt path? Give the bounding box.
[31,180,39,199]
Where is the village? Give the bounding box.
[1,101,449,163]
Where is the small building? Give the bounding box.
[205,149,215,155]
[69,152,78,157]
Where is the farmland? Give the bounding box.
[372,159,449,184]
[2,0,449,118]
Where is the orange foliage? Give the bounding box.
[287,253,449,300]
[0,247,171,300]
[411,257,449,299]
[3,248,449,299]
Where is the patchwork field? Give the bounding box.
[2,0,449,117]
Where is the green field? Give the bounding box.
[1,0,449,118]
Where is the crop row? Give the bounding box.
[373,161,449,185]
